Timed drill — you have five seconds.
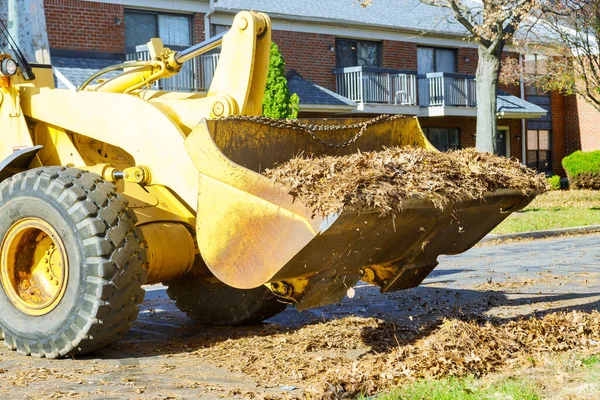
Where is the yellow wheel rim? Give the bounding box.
[1,218,69,316]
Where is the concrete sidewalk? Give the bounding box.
[482,224,600,243]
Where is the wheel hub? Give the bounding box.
[1,218,68,316]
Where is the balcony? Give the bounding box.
[333,66,418,114]
[126,45,220,92]
[334,66,477,116]
[418,72,477,117]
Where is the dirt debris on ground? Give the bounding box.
[182,311,600,399]
[264,147,549,216]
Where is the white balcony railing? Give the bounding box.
[126,45,220,92]
[417,72,476,107]
[334,67,477,109]
[200,53,220,91]
[334,66,418,106]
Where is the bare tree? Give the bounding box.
[418,0,538,153]
[535,1,599,112]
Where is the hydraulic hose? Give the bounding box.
[78,61,150,91]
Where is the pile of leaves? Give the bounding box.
[188,311,600,399]
[264,147,549,216]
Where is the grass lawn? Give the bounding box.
[364,352,600,400]
[367,376,540,400]
[491,190,600,234]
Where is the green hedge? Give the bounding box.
[547,175,561,190]
[562,150,600,190]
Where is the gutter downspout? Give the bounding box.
[519,53,527,166]
[204,0,215,40]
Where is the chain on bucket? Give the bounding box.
[218,114,407,149]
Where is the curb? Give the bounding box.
[481,224,600,243]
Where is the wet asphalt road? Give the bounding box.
[0,233,599,399]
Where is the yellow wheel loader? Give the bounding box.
[0,10,536,358]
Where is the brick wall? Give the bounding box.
[565,94,581,155]
[503,118,524,162]
[272,30,337,91]
[566,95,600,153]
[550,92,566,176]
[382,40,417,70]
[44,0,124,53]
[457,47,478,75]
[193,12,205,44]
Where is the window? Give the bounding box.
[417,47,457,74]
[125,10,191,51]
[526,87,551,172]
[211,24,230,37]
[527,130,551,172]
[524,53,548,76]
[423,128,460,152]
[525,85,548,96]
[335,39,381,68]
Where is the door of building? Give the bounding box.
[495,127,510,157]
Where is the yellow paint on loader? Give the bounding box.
[1,218,68,316]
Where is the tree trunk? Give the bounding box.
[475,46,501,154]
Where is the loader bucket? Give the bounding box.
[184,117,535,310]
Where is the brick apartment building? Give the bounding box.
[39,0,600,177]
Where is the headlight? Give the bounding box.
[1,58,18,76]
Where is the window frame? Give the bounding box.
[124,9,193,52]
[422,127,461,152]
[417,46,458,74]
[210,24,230,37]
[526,129,552,173]
[335,38,382,68]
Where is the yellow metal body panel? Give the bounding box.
[32,124,86,167]
[139,222,195,283]
[0,82,34,160]
[208,11,271,116]
[184,120,322,289]
[19,87,200,211]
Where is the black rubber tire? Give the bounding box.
[166,277,287,326]
[0,167,146,358]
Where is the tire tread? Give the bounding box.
[0,167,146,358]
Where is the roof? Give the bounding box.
[51,56,123,89]
[214,0,471,36]
[286,70,356,111]
[496,90,547,118]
